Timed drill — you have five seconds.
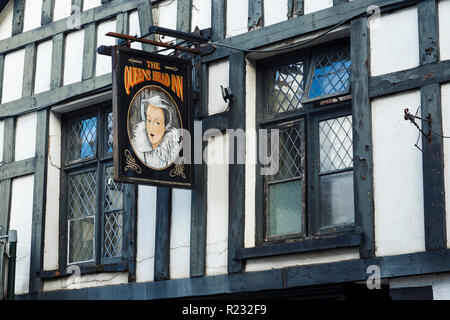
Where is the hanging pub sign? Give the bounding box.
[112,46,194,189]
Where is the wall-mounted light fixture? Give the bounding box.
[220,85,233,104]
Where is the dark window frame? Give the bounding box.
[254,40,358,250]
[58,101,136,273]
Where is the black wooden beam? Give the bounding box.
[137,0,155,52]
[227,52,246,273]
[0,118,15,237]
[82,22,97,81]
[288,0,304,18]
[41,0,54,25]
[211,0,225,41]
[20,248,450,300]
[154,187,172,281]
[418,0,440,65]
[237,233,361,260]
[29,109,49,293]
[0,157,35,180]
[22,43,36,97]
[369,60,450,99]
[421,84,446,250]
[190,63,208,278]
[201,111,230,133]
[12,0,25,36]
[50,33,64,91]
[176,0,192,34]
[350,17,375,258]
[418,0,446,251]
[248,0,263,30]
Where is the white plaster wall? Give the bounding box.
[264,0,288,27]
[191,0,211,31]
[43,112,61,271]
[128,10,143,51]
[1,49,25,104]
[439,0,450,61]
[441,83,450,248]
[15,112,37,161]
[63,29,85,86]
[34,40,53,95]
[170,189,191,279]
[245,59,256,248]
[96,19,116,76]
[0,120,3,164]
[372,91,425,256]
[390,273,450,300]
[83,0,102,11]
[226,0,248,38]
[43,273,128,291]
[136,185,157,282]
[304,0,333,15]
[206,134,229,275]
[23,0,42,32]
[9,174,34,295]
[0,0,13,41]
[246,248,360,272]
[53,0,72,21]
[370,6,420,76]
[208,59,229,115]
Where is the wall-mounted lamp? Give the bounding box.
[220,85,233,104]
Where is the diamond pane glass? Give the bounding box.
[104,211,123,258]
[268,120,305,182]
[68,171,97,219]
[106,112,113,154]
[68,217,95,263]
[67,116,97,162]
[319,116,353,173]
[309,49,351,99]
[104,166,123,212]
[268,61,305,114]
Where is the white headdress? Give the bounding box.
[140,95,173,129]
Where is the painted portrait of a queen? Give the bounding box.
[129,90,181,169]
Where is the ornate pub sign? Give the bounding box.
[112,46,194,189]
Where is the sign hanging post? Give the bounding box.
[112,46,194,189]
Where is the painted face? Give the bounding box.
[146,103,166,149]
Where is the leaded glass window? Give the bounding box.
[258,42,355,243]
[62,104,134,268]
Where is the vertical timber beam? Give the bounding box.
[50,33,64,90]
[12,0,25,36]
[248,0,263,30]
[154,187,172,281]
[41,0,55,25]
[228,52,246,273]
[0,118,15,237]
[177,0,192,33]
[288,0,304,18]
[350,17,375,258]
[115,12,129,45]
[418,0,446,250]
[333,0,349,6]
[29,109,49,293]
[190,64,208,278]
[211,0,226,41]
[137,1,155,52]
[22,43,36,97]
[82,22,96,80]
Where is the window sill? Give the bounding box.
[237,232,361,260]
[38,263,128,280]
